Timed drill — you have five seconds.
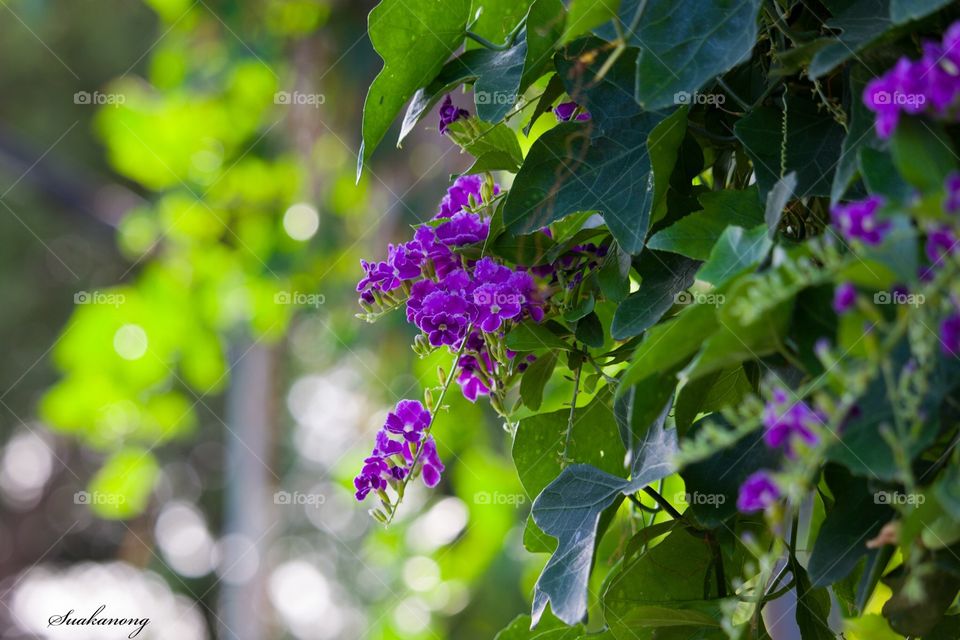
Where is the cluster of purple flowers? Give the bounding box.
[864,22,960,138]
[354,400,445,501]
[737,390,824,513]
[830,195,891,246]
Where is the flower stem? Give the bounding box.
[383,325,472,525]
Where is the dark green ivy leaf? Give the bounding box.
[611,251,701,340]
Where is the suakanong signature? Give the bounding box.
[48,604,149,639]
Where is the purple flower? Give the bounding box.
[372,430,406,459]
[554,101,591,122]
[417,291,473,346]
[419,437,445,488]
[473,283,524,332]
[457,354,491,402]
[762,389,821,457]
[435,211,489,246]
[833,283,857,314]
[437,174,484,218]
[737,471,781,513]
[354,456,389,500]
[945,173,960,215]
[831,196,891,246]
[357,259,400,294]
[384,399,431,443]
[438,95,468,135]
[926,225,957,267]
[941,312,960,356]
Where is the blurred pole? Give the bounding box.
[219,339,278,640]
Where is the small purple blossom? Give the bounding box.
[833,283,857,314]
[762,389,821,457]
[354,456,389,500]
[438,95,468,134]
[554,101,591,122]
[737,471,781,513]
[437,174,484,218]
[435,211,489,246]
[384,399,432,443]
[830,195,891,246]
[419,437,445,488]
[941,312,960,357]
[473,283,524,332]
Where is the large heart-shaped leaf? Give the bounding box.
[359,0,470,177]
[530,400,677,626]
[619,0,763,111]
[611,251,701,340]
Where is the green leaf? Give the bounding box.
[614,375,676,468]
[675,366,754,435]
[809,0,893,79]
[648,106,690,222]
[87,448,160,519]
[506,321,572,351]
[858,147,912,201]
[468,0,534,46]
[611,251,701,340]
[359,0,470,176]
[765,173,797,239]
[598,243,632,303]
[734,105,783,198]
[563,0,620,42]
[523,73,567,136]
[889,0,953,22]
[519,351,558,411]
[574,311,604,348]
[504,38,668,254]
[513,391,627,501]
[603,528,725,637]
[832,65,882,202]
[530,411,677,626]
[784,96,846,198]
[890,117,959,192]
[696,225,771,287]
[621,0,763,111]
[446,117,524,171]
[620,301,719,389]
[399,53,480,144]
[647,188,765,260]
[808,465,894,587]
[793,561,835,640]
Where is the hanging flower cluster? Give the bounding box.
[353,400,444,501]
[864,21,960,138]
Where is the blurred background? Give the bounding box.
[0,1,542,637]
